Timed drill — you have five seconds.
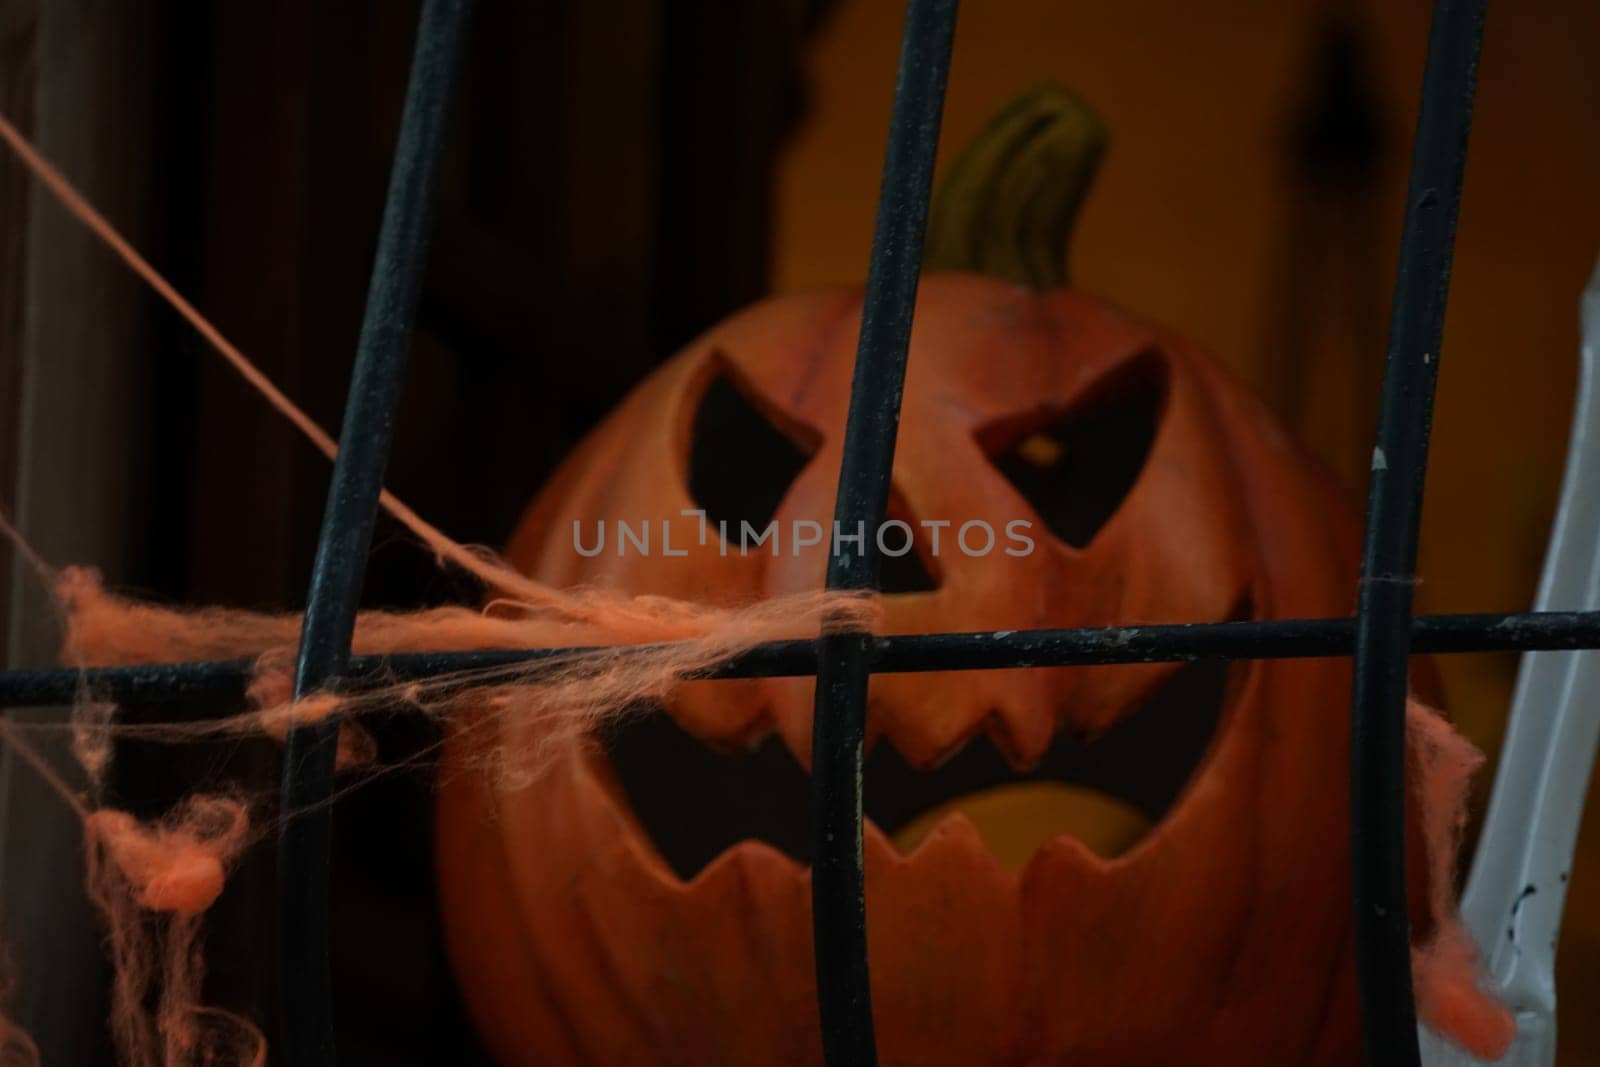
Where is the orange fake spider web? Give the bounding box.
[0,112,1509,1065]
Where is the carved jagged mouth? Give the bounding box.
[602,656,1241,883]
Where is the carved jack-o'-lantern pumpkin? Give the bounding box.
[437,90,1420,1063]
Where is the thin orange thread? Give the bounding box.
[0,111,605,625]
[0,508,50,585]
[0,719,87,819]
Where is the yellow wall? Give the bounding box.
[774,1,1600,1059]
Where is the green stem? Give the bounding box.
[924,85,1107,291]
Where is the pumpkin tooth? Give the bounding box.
[755,675,818,772]
[983,706,1057,770]
[1020,823,1112,881]
[887,707,1051,772]
[663,680,770,748]
[890,810,1005,873]
[892,785,1153,869]
[770,700,815,773]
[878,710,989,770]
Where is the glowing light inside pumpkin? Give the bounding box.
[1015,432,1065,468]
[890,782,1152,868]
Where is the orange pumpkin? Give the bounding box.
[437,90,1422,1063]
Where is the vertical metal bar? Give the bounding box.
[1349,1,1484,1063]
[811,2,957,1064]
[276,2,472,1063]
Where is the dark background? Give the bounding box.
[0,2,832,1062]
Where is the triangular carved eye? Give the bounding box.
[687,358,818,530]
[877,495,941,594]
[979,356,1166,549]
[878,540,939,594]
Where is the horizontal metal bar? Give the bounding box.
[5,608,1595,712]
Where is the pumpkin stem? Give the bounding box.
[924,86,1107,291]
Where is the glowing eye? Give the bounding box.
[981,356,1166,549]
[877,496,940,594]
[1015,433,1065,468]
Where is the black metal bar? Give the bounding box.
[1349,1,1485,1063]
[276,2,471,1063]
[809,4,956,1062]
[9,608,1600,710]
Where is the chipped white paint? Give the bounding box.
[1422,254,1600,1066]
